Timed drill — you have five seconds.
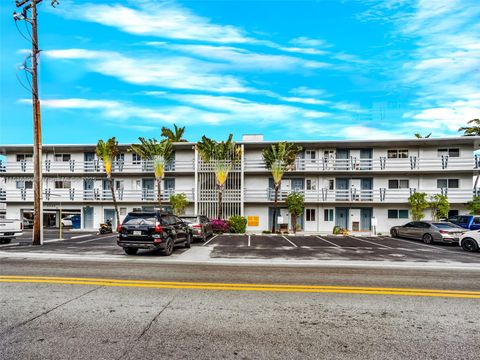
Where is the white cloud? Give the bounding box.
[43,49,251,93]
[146,42,329,71]
[290,87,327,97]
[290,37,328,48]
[57,1,251,44]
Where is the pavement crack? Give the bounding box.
[4,286,101,333]
[117,294,177,360]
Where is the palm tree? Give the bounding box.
[161,124,187,142]
[414,133,432,138]
[459,119,480,136]
[196,134,241,219]
[96,137,121,229]
[129,138,174,209]
[262,142,302,232]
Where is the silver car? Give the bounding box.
[179,215,213,242]
[390,221,466,244]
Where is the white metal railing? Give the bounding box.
[244,156,475,172]
[1,188,194,202]
[0,159,195,173]
[198,189,242,202]
[243,188,475,203]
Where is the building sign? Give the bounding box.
[248,216,259,227]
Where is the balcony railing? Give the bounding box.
[1,188,194,202]
[0,159,195,174]
[244,156,476,172]
[244,188,474,203]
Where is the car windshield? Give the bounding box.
[432,222,463,229]
[180,217,198,224]
[123,214,156,225]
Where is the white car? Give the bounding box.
[61,215,74,227]
[459,230,480,252]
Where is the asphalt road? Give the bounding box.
[1,259,480,359]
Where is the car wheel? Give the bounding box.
[0,239,12,244]
[391,229,398,238]
[124,248,138,255]
[163,238,174,256]
[461,238,479,252]
[185,234,191,248]
[423,233,434,244]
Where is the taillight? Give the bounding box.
[117,224,123,232]
[192,224,201,229]
[439,230,447,234]
[20,222,23,230]
[154,222,163,233]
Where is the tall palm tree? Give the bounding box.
[414,133,432,138]
[129,138,174,209]
[96,137,121,229]
[161,124,187,142]
[262,142,302,233]
[459,119,480,136]
[196,134,241,219]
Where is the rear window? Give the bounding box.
[433,222,462,229]
[180,217,198,224]
[123,213,156,225]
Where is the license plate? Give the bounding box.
[133,231,142,236]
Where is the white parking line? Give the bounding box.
[379,236,449,251]
[348,236,393,249]
[77,234,117,244]
[281,235,298,248]
[315,236,341,247]
[203,234,218,246]
[248,235,251,247]
[71,234,93,239]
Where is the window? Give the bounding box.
[306,209,316,222]
[387,149,409,159]
[16,154,32,162]
[306,179,317,190]
[115,180,124,190]
[437,179,459,188]
[54,181,71,189]
[324,209,334,221]
[54,154,71,162]
[328,179,335,190]
[438,148,460,157]
[388,209,409,219]
[305,150,316,163]
[132,153,142,165]
[16,180,32,189]
[388,179,409,189]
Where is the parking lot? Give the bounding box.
[1,230,479,264]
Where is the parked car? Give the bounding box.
[447,215,480,230]
[61,215,75,227]
[390,221,466,244]
[179,215,213,242]
[22,218,33,229]
[459,231,480,252]
[0,218,23,244]
[117,211,192,256]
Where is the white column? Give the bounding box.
[240,144,245,216]
[194,147,198,215]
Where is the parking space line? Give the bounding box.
[315,236,341,247]
[77,234,117,244]
[281,235,298,248]
[248,235,251,247]
[203,234,218,246]
[71,234,93,239]
[379,236,449,251]
[348,236,393,249]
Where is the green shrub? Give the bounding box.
[262,230,271,234]
[228,216,247,233]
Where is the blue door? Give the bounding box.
[360,178,373,201]
[335,178,349,201]
[360,149,373,170]
[336,149,350,170]
[335,208,349,229]
[291,178,304,192]
[83,207,94,229]
[360,208,373,230]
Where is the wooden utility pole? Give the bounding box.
[31,0,43,245]
[14,0,58,245]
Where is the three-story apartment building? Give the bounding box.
[1,136,479,233]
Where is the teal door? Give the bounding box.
[83,207,94,229]
[335,208,349,229]
[360,208,373,230]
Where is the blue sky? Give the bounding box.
[0,0,479,144]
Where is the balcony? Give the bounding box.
[1,188,195,203]
[244,188,474,203]
[244,156,476,172]
[0,159,195,174]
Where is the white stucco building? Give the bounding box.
[1,136,479,233]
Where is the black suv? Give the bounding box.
[117,211,192,256]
